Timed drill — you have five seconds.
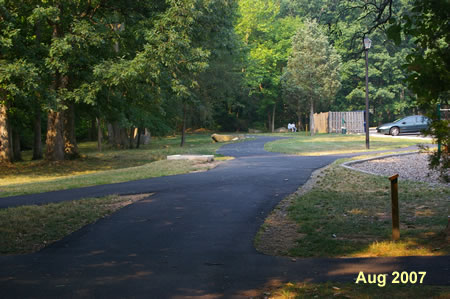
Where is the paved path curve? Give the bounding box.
[1,137,448,298]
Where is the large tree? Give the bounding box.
[22,0,117,160]
[284,19,341,135]
[236,0,300,132]
[190,0,247,132]
[94,0,209,147]
[0,1,38,163]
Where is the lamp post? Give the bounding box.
[363,37,371,149]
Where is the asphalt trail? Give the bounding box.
[1,137,448,298]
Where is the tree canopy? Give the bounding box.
[0,0,447,178]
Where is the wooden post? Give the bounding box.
[389,174,400,241]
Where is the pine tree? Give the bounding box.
[284,19,341,135]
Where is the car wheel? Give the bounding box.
[390,127,400,136]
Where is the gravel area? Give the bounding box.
[349,152,449,187]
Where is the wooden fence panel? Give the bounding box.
[313,112,329,133]
[326,111,364,133]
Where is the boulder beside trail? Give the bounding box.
[211,134,237,142]
[211,133,247,143]
[274,127,288,133]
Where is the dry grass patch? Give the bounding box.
[0,159,220,198]
[257,282,450,299]
[0,134,236,197]
[254,195,303,256]
[0,193,152,255]
[255,165,328,256]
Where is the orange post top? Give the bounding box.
[389,174,399,181]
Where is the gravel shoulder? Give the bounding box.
[347,152,449,187]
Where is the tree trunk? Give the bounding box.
[45,15,66,161]
[297,111,304,132]
[128,127,135,149]
[107,123,113,144]
[120,128,128,148]
[271,104,276,133]
[0,101,12,163]
[111,122,128,148]
[136,127,142,149]
[180,103,187,147]
[89,117,96,141]
[32,106,43,160]
[97,117,102,151]
[267,111,271,132]
[46,110,65,161]
[309,99,315,136]
[173,120,178,137]
[64,102,79,159]
[12,128,22,161]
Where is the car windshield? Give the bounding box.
[393,118,402,123]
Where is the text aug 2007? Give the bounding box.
[355,271,427,287]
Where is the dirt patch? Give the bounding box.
[189,160,225,173]
[105,193,154,210]
[255,165,331,256]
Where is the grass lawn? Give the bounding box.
[261,282,450,299]
[0,134,233,197]
[0,193,151,254]
[264,134,428,155]
[285,158,449,257]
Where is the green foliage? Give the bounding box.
[189,0,247,131]
[390,0,449,180]
[321,0,417,125]
[0,1,39,102]
[339,42,416,125]
[0,60,38,100]
[236,0,301,130]
[92,0,209,136]
[284,18,341,132]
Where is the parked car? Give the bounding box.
[376,115,430,136]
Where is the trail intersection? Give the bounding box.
[1,137,448,298]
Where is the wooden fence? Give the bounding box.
[312,111,364,133]
[313,112,329,133]
[329,111,365,133]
